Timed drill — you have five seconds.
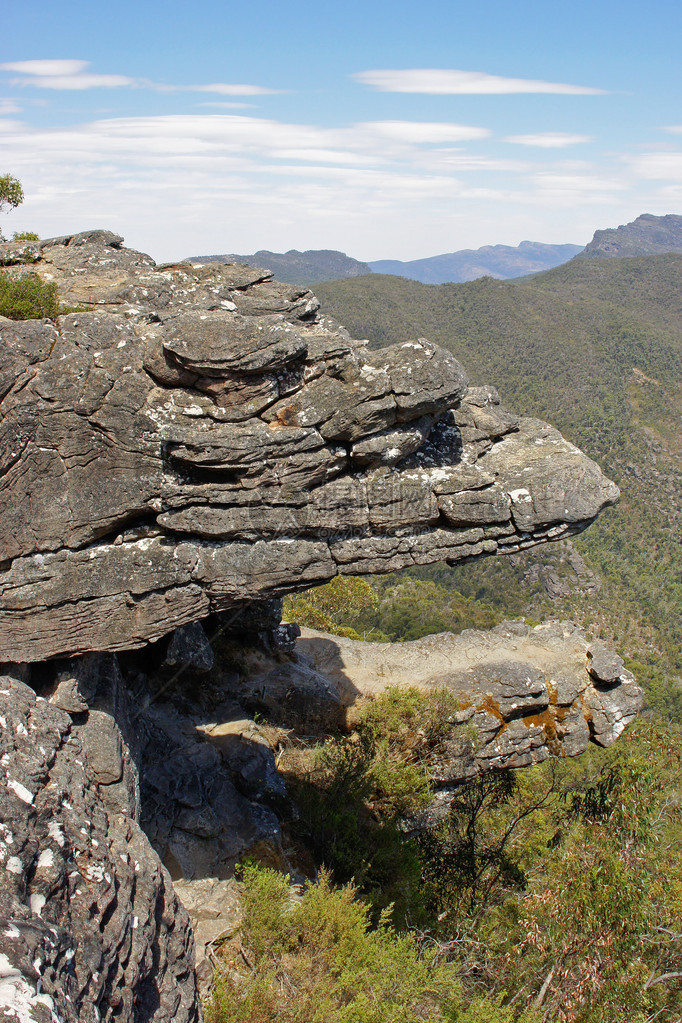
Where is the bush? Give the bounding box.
[0,273,59,320]
[206,864,456,1023]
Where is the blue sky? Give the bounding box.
[1,0,681,261]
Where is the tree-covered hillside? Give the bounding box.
[316,256,682,678]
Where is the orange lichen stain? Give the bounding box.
[521,709,553,730]
[478,695,506,726]
[269,405,301,428]
[522,708,561,752]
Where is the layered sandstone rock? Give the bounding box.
[0,669,200,1023]
[0,231,636,1023]
[0,231,618,664]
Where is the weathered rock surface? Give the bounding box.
[296,620,643,781]
[0,673,200,1023]
[0,232,619,664]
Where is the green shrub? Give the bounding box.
[12,231,39,241]
[205,864,456,1023]
[0,273,59,319]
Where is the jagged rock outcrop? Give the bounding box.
[0,231,635,1022]
[0,231,619,665]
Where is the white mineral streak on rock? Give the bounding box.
[37,849,55,870]
[29,893,46,918]
[7,779,34,805]
[0,952,61,1023]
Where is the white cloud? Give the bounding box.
[352,68,605,95]
[152,82,281,96]
[530,171,626,206]
[630,152,682,179]
[0,60,89,76]
[0,98,21,114]
[505,132,593,148]
[13,74,135,90]
[361,120,490,143]
[660,126,682,134]
[0,59,277,95]
[0,109,660,263]
[196,102,256,109]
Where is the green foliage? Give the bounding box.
[462,723,682,1021]
[279,706,681,1021]
[0,273,59,320]
[284,573,500,643]
[316,258,682,673]
[205,864,456,1023]
[12,231,39,241]
[0,174,23,215]
[286,730,425,921]
[283,575,387,640]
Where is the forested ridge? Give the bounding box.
[316,255,682,688]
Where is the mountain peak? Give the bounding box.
[581,213,682,257]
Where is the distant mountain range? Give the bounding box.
[185,213,682,286]
[368,242,583,283]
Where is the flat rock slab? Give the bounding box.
[296,620,643,779]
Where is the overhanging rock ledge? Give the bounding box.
[0,230,619,664]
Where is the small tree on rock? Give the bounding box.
[0,175,24,240]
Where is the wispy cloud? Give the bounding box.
[352,68,606,95]
[0,98,21,114]
[661,126,682,135]
[0,59,278,95]
[506,133,593,148]
[196,102,256,110]
[1,59,134,90]
[362,120,490,143]
[0,60,90,76]
[630,152,682,178]
[152,82,280,96]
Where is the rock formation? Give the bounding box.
[0,230,618,665]
[296,621,642,824]
[0,231,639,1022]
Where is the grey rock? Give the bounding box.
[166,622,215,672]
[586,641,625,684]
[0,676,200,1023]
[296,621,643,791]
[161,311,307,376]
[48,675,89,715]
[0,232,620,669]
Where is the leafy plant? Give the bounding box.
[205,864,456,1023]
[0,174,24,241]
[0,273,59,319]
